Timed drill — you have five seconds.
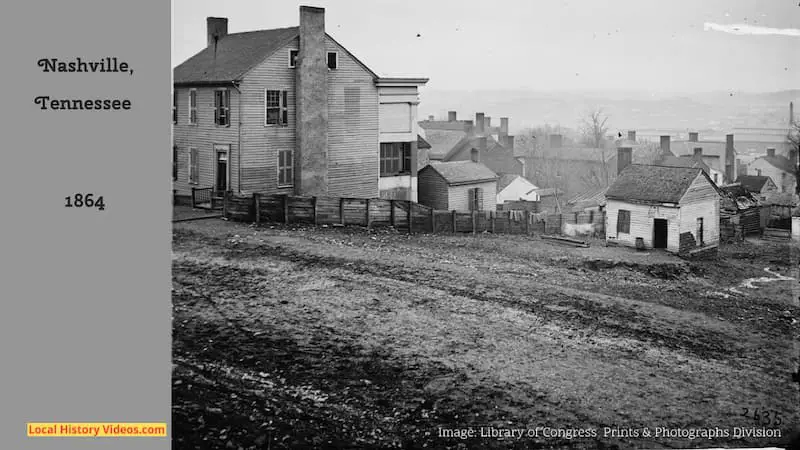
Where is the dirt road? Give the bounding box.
[172,218,799,449]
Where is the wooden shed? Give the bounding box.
[605,165,720,255]
[418,160,498,211]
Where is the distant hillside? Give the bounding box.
[418,89,800,135]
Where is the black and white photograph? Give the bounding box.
[170,1,800,448]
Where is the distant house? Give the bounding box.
[418,158,498,211]
[172,6,428,203]
[747,148,797,194]
[719,183,763,238]
[419,112,522,177]
[605,164,720,254]
[496,174,539,205]
[735,175,778,201]
[670,132,737,184]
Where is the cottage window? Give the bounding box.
[214,89,229,126]
[278,149,293,187]
[617,209,631,234]
[697,217,704,245]
[189,89,197,124]
[265,90,288,126]
[469,187,484,211]
[288,49,298,68]
[172,90,177,124]
[327,52,338,70]
[172,145,178,181]
[188,147,199,184]
[380,142,411,176]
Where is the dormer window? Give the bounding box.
[288,49,298,68]
[327,52,338,70]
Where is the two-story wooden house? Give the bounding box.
[172,6,428,203]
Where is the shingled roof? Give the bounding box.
[736,175,773,192]
[174,27,301,84]
[424,161,497,186]
[606,164,707,204]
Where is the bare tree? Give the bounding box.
[579,108,612,187]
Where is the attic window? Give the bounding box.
[327,52,338,70]
[288,49,298,68]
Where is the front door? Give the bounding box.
[653,219,668,249]
[216,151,228,192]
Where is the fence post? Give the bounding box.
[253,193,261,224]
[407,200,413,234]
[339,198,346,225]
[472,210,477,234]
[491,211,496,233]
[452,210,457,233]
[508,211,512,233]
[430,207,435,233]
[283,195,290,224]
[222,191,229,218]
[390,199,396,227]
[365,198,371,228]
[191,187,197,208]
[312,196,318,226]
[525,211,530,235]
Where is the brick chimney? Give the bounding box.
[627,130,636,142]
[475,112,485,134]
[506,135,515,151]
[448,111,457,122]
[617,147,632,175]
[550,134,562,149]
[207,17,229,48]
[295,6,328,195]
[660,135,671,155]
[725,134,735,183]
[471,148,480,163]
[500,117,509,134]
[767,147,776,157]
[688,132,699,142]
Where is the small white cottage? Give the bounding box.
[605,164,720,254]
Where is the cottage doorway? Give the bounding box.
[215,149,228,192]
[653,219,668,249]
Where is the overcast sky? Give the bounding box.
[173,0,799,94]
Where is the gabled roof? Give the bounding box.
[424,161,498,186]
[606,164,708,204]
[174,27,300,84]
[655,155,711,173]
[174,28,378,85]
[757,155,795,173]
[736,175,773,192]
[496,174,536,193]
[425,130,470,160]
[443,135,500,162]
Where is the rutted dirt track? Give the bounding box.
[172,217,800,449]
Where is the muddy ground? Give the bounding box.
[172,215,800,449]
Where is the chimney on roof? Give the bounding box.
[500,117,509,135]
[506,135,515,151]
[428,115,434,121]
[660,135,671,155]
[725,134,735,183]
[475,113,485,134]
[550,134,562,149]
[767,147,776,157]
[627,130,636,142]
[207,17,229,48]
[296,5,328,196]
[617,147,632,175]
[448,111,457,122]
[693,147,703,157]
[470,148,480,163]
[688,131,699,142]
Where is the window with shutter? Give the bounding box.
[617,209,631,234]
[265,90,288,126]
[214,89,229,126]
[189,89,197,124]
[172,145,178,181]
[172,90,177,124]
[468,188,476,211]
[475,188,483,210]
[278,149,293,187]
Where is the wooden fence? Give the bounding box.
[222,193,606,236]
